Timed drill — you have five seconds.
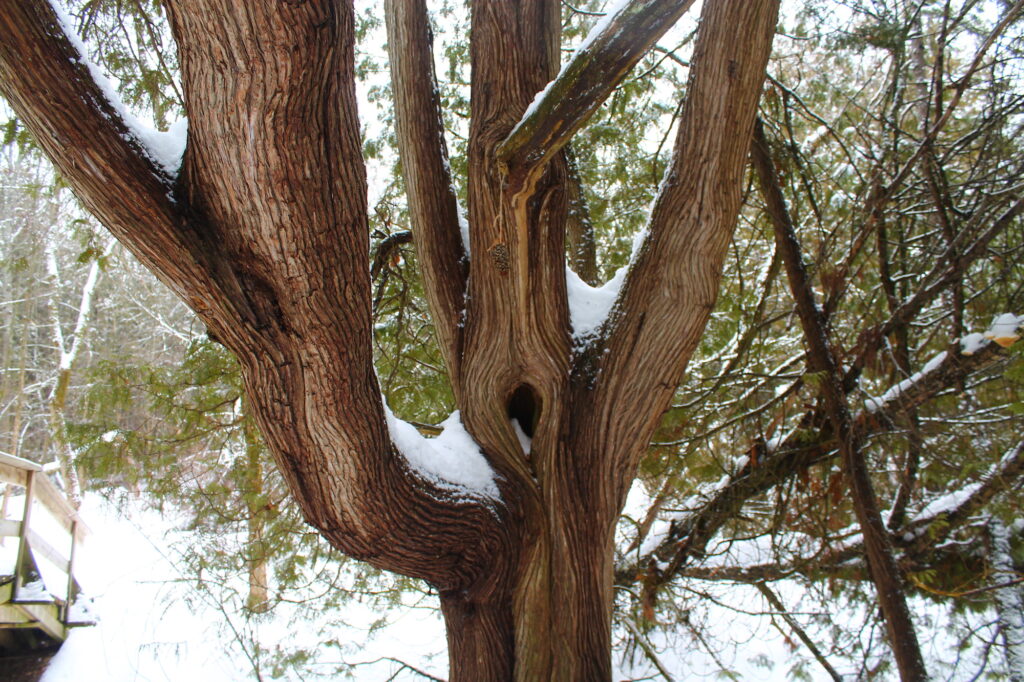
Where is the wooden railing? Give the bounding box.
[0,451,90,643]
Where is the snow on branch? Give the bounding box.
[385,406,500,501]
[48,1,187,178]
[615,332,1016,591]
[496,0,696,189]
[863,317,1020,415]
[565,265,626,343]
[653,446,1024,587]
[901,439,1024,552]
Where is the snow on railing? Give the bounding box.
[0,451,91,641]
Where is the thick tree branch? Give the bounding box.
[1,0,508,593]
[496,0,697,193]
[385,0,468,390]
[0,0,236,328]
[578,0,780,489]
[163,0,512,592]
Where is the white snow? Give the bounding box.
[17,579,53,601]
[913,483,982,521]
[511,419,532,455]
[0,489,1005,681]
[0,540,15,576]
[456,200,471,256]
[40,497,261,682]
[985,312,1022,347]
[521,78,557,123]
[864,350,948,412]
[909,441,1024,527]
[565,264,627,341]
[579,0,635,53]
[385,407,500,499]
[960,332,988,355]
[989,518,1024,676]
[37,494,457,682]
[50,1,187,177]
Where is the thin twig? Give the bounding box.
[756,582,843,682]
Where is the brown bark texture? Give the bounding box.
[0,0,781,678]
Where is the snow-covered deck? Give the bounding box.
[0,451,92,651]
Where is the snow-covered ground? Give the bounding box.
[38,494,452,681]
[7,492,1004,680]
[29,493,792,681]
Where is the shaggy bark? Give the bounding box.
[0,0,780,678]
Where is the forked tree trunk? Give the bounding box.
[0,0,780,678]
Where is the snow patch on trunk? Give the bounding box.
[566,265,626,341]
[385,407,500,500]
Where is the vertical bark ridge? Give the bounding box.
[565,145,600,286]
[166,0,390,537]
[463,0,570,486]
[462,4,597,679]
[441,589,516,681]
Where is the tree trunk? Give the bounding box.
[441,526,616,681]
[0,0,780,678]
[989,519,1024,682]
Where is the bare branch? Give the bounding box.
[371,230,413,282]
[756,582,843,682]
[752,118,926,680]
[671,442,1024,594]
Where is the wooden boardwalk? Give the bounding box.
[0,452,92,653]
